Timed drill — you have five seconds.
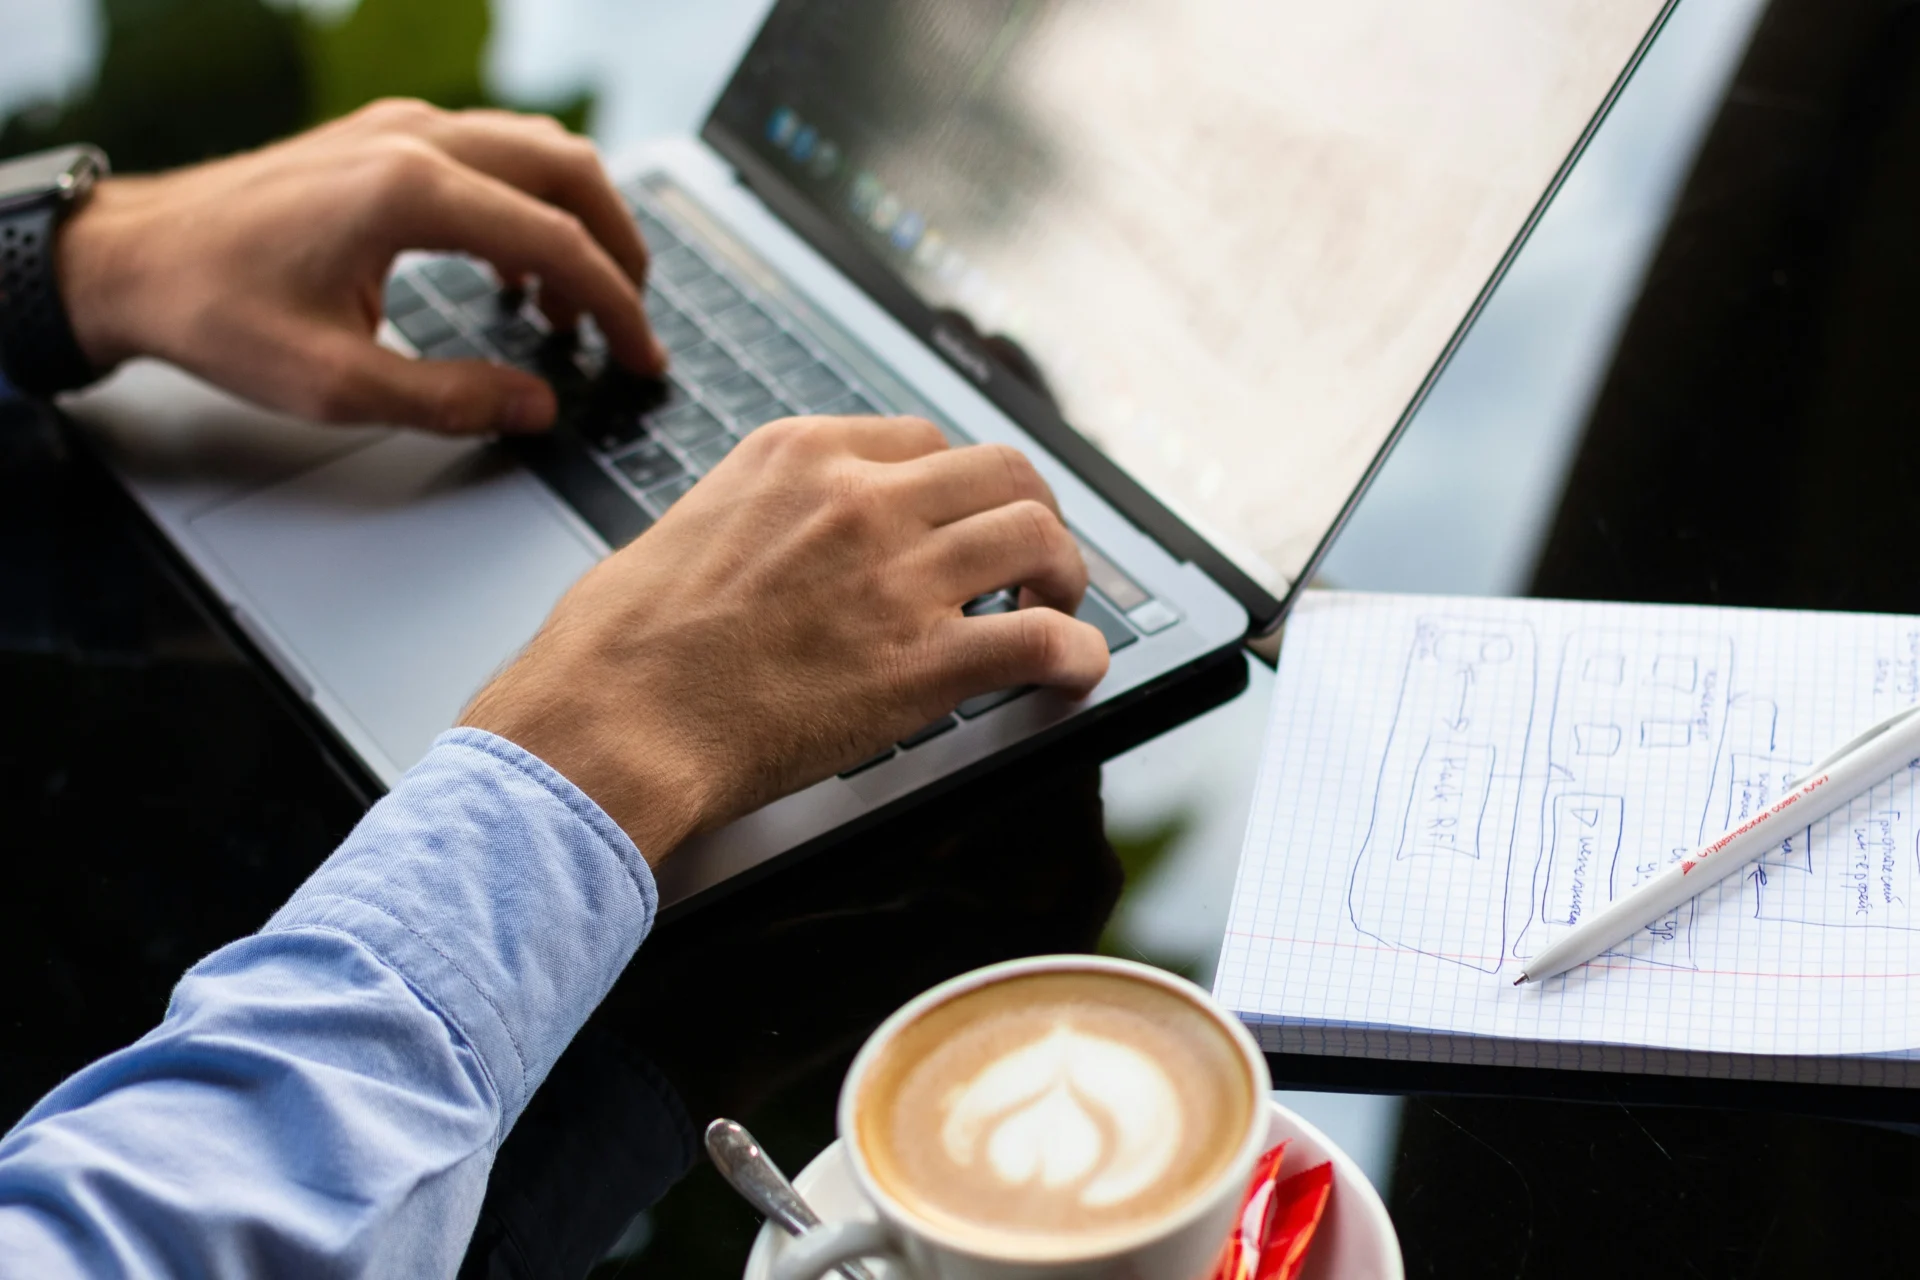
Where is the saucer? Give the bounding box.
[742,1099,1404,1280]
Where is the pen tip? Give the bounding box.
[1512,976,1528,987]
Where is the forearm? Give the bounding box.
[0,729,663,1278]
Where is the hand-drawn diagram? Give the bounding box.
[1750,798,1920,930]
[1348,618,1537,972]
[1350,614,1920,977]
[1515,630,1735,970]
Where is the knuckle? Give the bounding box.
[822,463,877,527]
[365,135,442,190]
[896,415,947,449]
[357,97,438,131]
[545,207,590,248]
[1009,497,1062,550]
[987,441,1038,491]
[748,417,801,457]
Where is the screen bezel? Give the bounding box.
[700,0,1683,636]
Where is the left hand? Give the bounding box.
[55,98,666,435]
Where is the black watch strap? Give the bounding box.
[0,200,98,397]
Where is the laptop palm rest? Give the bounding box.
[189,433,600,775]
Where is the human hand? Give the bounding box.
[459,417,1110,863]
[54,98,663,435]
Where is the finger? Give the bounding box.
[538,280,585,335]
[380,142,663,373]
[929,607,1110,702]
[917,498,1089,612]
[890,441,1060,527]
[825,414,951,462]
[294,327,557,435]
[371,103,653,290]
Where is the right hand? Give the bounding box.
[460,416,1110,863]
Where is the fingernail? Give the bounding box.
[506,389,554,434]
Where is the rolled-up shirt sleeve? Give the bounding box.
[0,727,665,1278]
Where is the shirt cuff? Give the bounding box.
[262,727,657,1135]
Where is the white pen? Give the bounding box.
[1515,702,1920,986]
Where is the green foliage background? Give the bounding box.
[0,0,591,171]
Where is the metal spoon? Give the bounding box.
[705,1118,879,1280]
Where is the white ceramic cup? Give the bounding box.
[771,955,1274,1280]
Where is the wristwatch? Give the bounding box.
[0,144,109,397]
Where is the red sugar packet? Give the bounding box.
[1256,1161,1335,1280]
[1215,1141,1336,1280]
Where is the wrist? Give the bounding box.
[460,663,718,866]
[54,176,156,371]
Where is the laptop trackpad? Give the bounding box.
[191,434,602,774]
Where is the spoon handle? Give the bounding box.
[705,1118,880,1280]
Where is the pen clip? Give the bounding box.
[1785,702,1920,789]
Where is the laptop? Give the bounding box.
[62,0,1677,913]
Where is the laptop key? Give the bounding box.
[641,474,696,514]
[899,715,958,749]
[839,747,895,778]
[710,302,778,345]
[674,342,742,384]
[732,399,799,432]
[423,258,494,303]
[652,245,708,286]
[782,362,848,409]
[1127,599,1181,634]
[816,391,880,417]
[634,211,678,251]
[963,591,1016,616]
[1071,534,1151,612]
[747,333,814,375]
[614,439,685,489]
[394,307,458,351]
[651,402,723,448]
[686,434,737,473]
[425,334,485,362]
[384,276,429,318]
[651,307,704,352]
[681,274,744,314]
[956,686,1034,719]
[707,371,774,415]
[1075,591,1137,652]
[591,412,651,454]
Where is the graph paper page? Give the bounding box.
[1215,592,1920,1057]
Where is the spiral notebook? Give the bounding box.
[1214,591,1920,1085]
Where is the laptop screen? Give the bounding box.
[708,0,1671,606]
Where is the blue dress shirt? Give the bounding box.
[0,728,671,1277]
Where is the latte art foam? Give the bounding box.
[856,971,1254,1256]
[940,1026,1181,1208]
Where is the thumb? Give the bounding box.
[305,330,557,435]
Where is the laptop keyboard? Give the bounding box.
[384,205,886,518]
[381,178,1180,760]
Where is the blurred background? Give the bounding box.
[0,0,771,169]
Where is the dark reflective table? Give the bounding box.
[11,0,1920,1276]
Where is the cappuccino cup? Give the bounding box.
[771,955,1272,1280]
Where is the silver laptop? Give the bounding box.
[61,0,1676,912]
